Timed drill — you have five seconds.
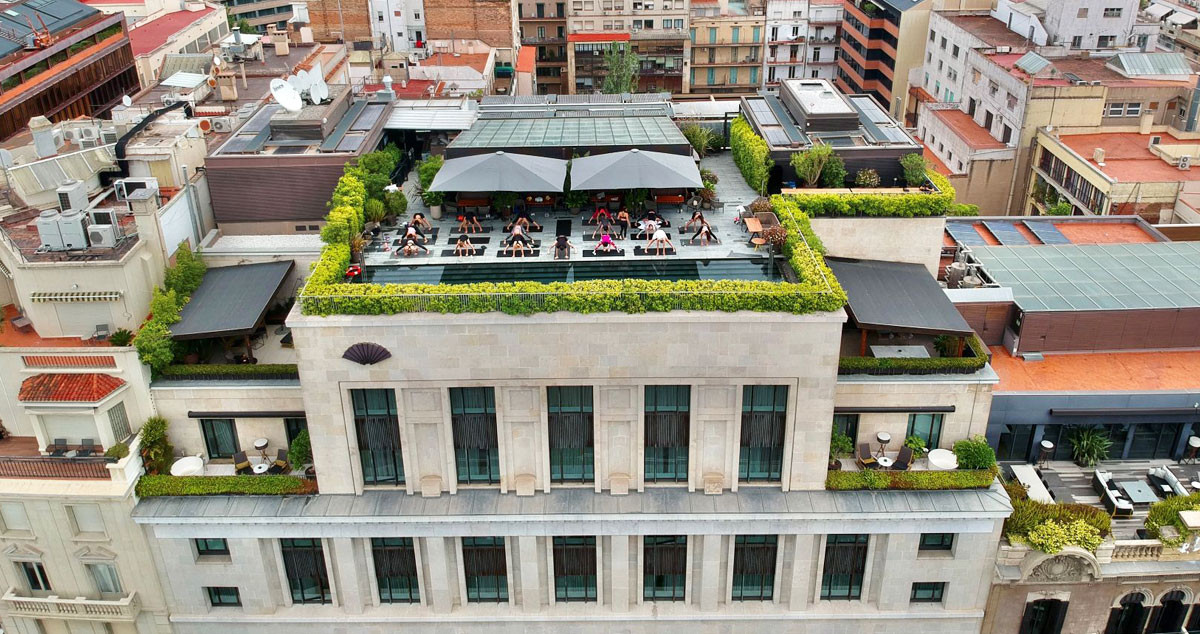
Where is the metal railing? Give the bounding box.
[0,455,115,479]
[2,589,140,621]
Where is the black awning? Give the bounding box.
[826,257,974,336]
[834,406,956,414]
[171,261,294,341]
[1050,407,1200,417]
[188,411,306,419]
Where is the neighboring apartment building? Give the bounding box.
[941,216,1200,634]
[992,0,1157,51]
[1148,0,1200,60]
[763,0,842,84]
[689,0,766,94]
[424,0,518,49]
[566,0,690,93]
[127,3,228,87]
[0,0,140,141]
[518,0,569,94]
[915,38,1197,214]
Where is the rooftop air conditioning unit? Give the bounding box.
[1180,154,1192,169]
[57,209,88,249]
[90,209,118,226]
[56,180,88,212]
[161,94,178,106]
[114,177,158,202]
[100,127,119,144]
[211,117,236,133]
[87,224,118,248]
[35,209,64,251]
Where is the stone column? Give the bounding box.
[788,534,816,611]
[329,538,365,614]
[609,535,630,612]
[423,536,455,613]
[697,534,724,611]
[517,536,542,613]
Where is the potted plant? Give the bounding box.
[697,186,717,209]
[854,168,881,188]
[417,155,445,218]
[829,430,853,470]
[1068,427,1112,468]
[493,191,519,216]
[363,198,387,231]
[421,190,445,219]
[384,189,408,223]
[904,435,928,459]
[349,234,369,264]
[626,188,649,213]
[761,224,788,255]
[288,430,313,477]
[565,189,590,212]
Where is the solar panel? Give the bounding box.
[350,104,386,131]
[763,129,792,146]
[1023,221,1072,245]
[983,221,1030,246]
[946,223,989,247]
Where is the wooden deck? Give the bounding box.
[1036,459,1184,539]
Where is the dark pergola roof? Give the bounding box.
[171,261,293,341]
[827,257,973,336]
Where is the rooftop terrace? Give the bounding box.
[941,13,1035,49]
[989,345,1200,392]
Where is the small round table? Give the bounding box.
[876,431,892,457]
[877,456,895,469]
[252,463,270,475]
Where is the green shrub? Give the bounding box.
[1046,202,1073,216]
[288,429,312,467]
[384,190,408,217]
[1005,494,1111,542]
[791,144,837,188]
[1068,426,1112,468]
[821,154,847,188]
[363,198,386,224]
[163,243,206,297]
[947,203,980,216]
[136,475,317,497]
[904,435,928,456]
[730,115,773,194]
[565,189,590,209]
[681,123,717,158]
[138,416,174,475]
[854,168,880,188]
[1024,519,1104,554]
[839,333,988,375]
[826,467,997,490]
[493,191,518,212]
[953,435,997,470]
[134,321,175,374]
[1146,492,1200,545]
[900,152,930,187]
[107,328,134,346]
[104,442,129,460]
[700,168,718,185]
[781,169,955,218]
[159,364,299,379]
[417,155,445,206]
[829,430,853,461]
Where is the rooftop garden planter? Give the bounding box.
[1004,481,1112,552]
[136,475,317,497]
[158,364,300,381]
[838,333,989,375]
[825,466,998,491]
[1146,492,1200,546]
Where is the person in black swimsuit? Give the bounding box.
[505,232,533,257]
[454,234,478,256]
[410,212,433,232]
[690,221,719,246]
[458,210,483,234]
[591,216,614,239]
[399,237,429,256]
[553,234,577,260]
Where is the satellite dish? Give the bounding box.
[295,69,312,90]
[0,149,13,169]
[121,95,132,107]
[308,62,328,104]
[269,78,303,113]
[213,55,222,68]
[286,74,306,95]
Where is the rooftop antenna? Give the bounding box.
[269,78,303,112]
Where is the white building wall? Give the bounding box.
[369,0,427,51]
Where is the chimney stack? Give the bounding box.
[29,116,56,159]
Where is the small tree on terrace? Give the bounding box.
[790,144,837,188]
[602,43,641,94]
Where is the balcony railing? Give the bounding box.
[1111,539,1165,561]
[2,589,141,622]
[0,455,115,479]
[521,36,566,44]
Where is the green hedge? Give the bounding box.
[838,333,989,375]
[826,466,997,491]
[782,170,955,217]
[136,475,317,497]
[730,115,772,194]
[1146,492,1200,546]
[300,189,847,316]
[159,364,299,380]
[1004,481,1112,541]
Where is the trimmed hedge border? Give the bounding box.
[781,170,955,217]
[838,334,989,375]
[159,364,300,381]
[826,466,998,491]
[300,179,848,316]
[1004,481,1112,545]
[136,475,317,497]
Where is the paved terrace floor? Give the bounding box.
[1033,459,1187,539]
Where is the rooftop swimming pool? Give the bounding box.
[364,257,782,285]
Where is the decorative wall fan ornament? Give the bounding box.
[342,342,391,365]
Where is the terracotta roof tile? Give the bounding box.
[21,355,117,369]
[18,373,126,403]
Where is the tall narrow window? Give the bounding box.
[451,388,500,484]
[820,534,868,600]
[644,386,690,482]
[87,563,121,595]
[1021,598,1068,634]
[1106,593,1147,634]
[284,417,308,447]
[352,389,404,485]
[462,537,508,603]
[907,414,944,449]
[643,535,687,601]
[18,561,50,591]
[372,538,419,603]
[833,413,859,441]
[732,535,777,600]
[553,536,597,602]
[200,419,238,459]
[740,385,788,481]
[548,387,594,483]
[280,539,331,604]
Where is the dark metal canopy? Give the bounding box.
[827,257,974,336]
[170,261,293,341]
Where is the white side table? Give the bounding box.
[877,456,895,469]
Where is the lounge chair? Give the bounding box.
[233,451,253,475]
[892,446,913,471]
[267,448,290,474]
[49,438,67,457]
[77,439,96,457]
[856,443,878,469]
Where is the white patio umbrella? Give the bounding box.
[428,151,568,192]
[568,148,703,190]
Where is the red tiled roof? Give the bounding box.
[1057,132,1200,184]
[362,79,439,97]
[568,32,631,42]
[128,7,217,56]
[19,373,126,403]
[516,45,535,73]
[930,108,1006,150]
[22,355,117,369]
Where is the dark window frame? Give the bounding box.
[195,538,230,557]
[644,386,691,483]
[820,534,868,600]
[910,581,945,603]
[548,387,594,483]
[372,537,419,604]
[451,388,501,484]
[280,538,331,605]
[352,389,404,485]
[906,413,944,449]
[832,414,859,441]
[553,536,598,602]
[643,535,687,601]
[462,537,508,603]
[740,385,788,482]
[918,533,954,551]
[199,418,239,460]
[731,535,777,601]
[18,561,50,591]
[206,586,242,606]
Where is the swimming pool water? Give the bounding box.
[363,257,780,285]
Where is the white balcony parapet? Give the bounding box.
[2,588,140,622]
